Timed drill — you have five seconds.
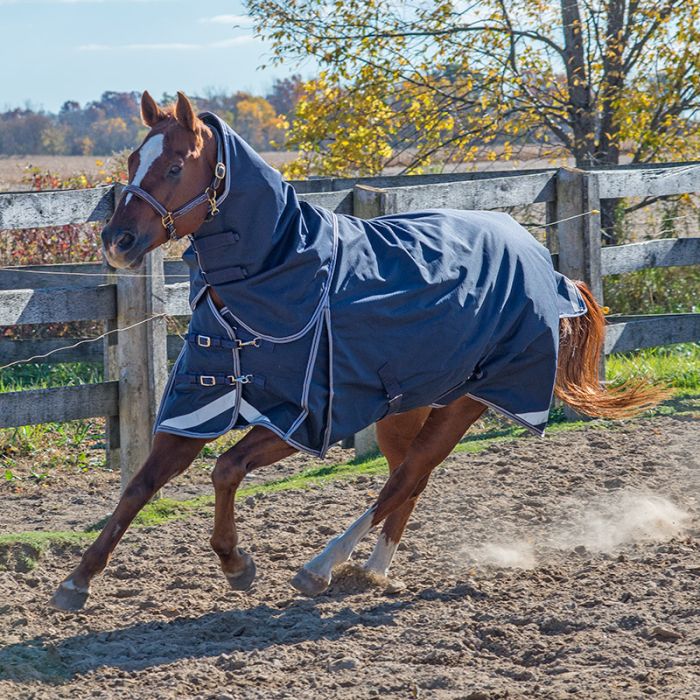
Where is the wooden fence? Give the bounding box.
[1,164,699,489]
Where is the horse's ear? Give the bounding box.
[175,91,197,132]
[141,91,165,127]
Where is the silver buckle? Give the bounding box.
[228,374,253,384]
[196,335,211,348]
[199,375,216,386]
[237,338,260,349]
[215,162,226,180]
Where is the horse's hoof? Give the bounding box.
[291,567,330,596]
[225,551,256,591]
[51,581,90,611]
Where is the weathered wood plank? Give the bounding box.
[0,337,103,364]
[164,282,192,317]
[297,190,353,214]
[381,172,556,213]
[0,285,116,325]
[0,259,189,290]
[596,164,700,199]
[290,167,559,194]
[0,186,116,230]
[0,334,185,364]
[605,313,700,354]
[0,382,119,428]
[602,238,700,275]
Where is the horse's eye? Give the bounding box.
[168,165,182,176]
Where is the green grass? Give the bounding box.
[607,342,700,390]
[0,361,103,393]
[0,531,93,572]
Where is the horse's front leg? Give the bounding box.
[52,433,208,610]
[210,426,296,590]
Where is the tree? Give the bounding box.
[266,74,305,117]
[234,96,286,149]
[247,0,700,235]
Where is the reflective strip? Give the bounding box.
[158,390,238,431]
[159,391,270,431]
[515,408,550,426]
[239,398,270,424]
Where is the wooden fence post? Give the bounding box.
[555,167,603,301]
[348,184,397,458]
[103,184,122,474]
[555,168,605,415]
[114,248,168,492]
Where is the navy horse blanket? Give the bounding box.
[155,113,587,457]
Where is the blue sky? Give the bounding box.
[0,0,304,112]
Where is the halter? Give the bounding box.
[122,128,226,241]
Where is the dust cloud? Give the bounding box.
[464,490,691,569]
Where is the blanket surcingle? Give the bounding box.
[155,113,587,457]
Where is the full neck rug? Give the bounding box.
[155,112,587,457]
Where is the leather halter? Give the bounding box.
[121,128,226,240]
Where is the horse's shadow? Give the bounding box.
[0,583,481,683]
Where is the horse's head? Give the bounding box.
[102,91,221,268]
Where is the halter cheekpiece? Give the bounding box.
[122,128,226,240]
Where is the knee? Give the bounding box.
[122,474,154,503]
[211,452,247,490]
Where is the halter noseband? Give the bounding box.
[121,129,226,241]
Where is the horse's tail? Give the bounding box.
[554,281,670,418]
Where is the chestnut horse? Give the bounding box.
[52,92,666,610]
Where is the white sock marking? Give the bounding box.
[125,133,164,205]
[304,505,378,581]
[365,533,399,577]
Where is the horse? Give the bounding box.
[51,91,667,610]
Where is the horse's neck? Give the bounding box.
[200,125,227,311]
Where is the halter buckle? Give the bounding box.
[162,212,177,240]
[214,162,226,180]
[205,187,219,218]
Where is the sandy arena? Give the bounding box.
[1,412,699,699]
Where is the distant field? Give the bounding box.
[0,152,300,192]
[0,148,574,192]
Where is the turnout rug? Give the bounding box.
[155,113,587,457]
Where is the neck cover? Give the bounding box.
[155,112,587,457]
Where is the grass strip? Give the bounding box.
[1,391,697,571]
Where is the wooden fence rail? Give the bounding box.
[1,163,699,488]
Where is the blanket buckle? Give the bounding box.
[228,374,253,384]
[236,338,260,349]
[199,375,216,386]
[196,335,212,348]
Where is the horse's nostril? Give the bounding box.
[117,232,136,251]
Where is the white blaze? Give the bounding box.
[125,133,164,205]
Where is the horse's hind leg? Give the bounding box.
[364,407,431,578]
[210,426,296,590]
[292,396,486,595]
[52,433,207,611]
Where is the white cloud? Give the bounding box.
[78,36,256,51]
[198,14,254,27]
